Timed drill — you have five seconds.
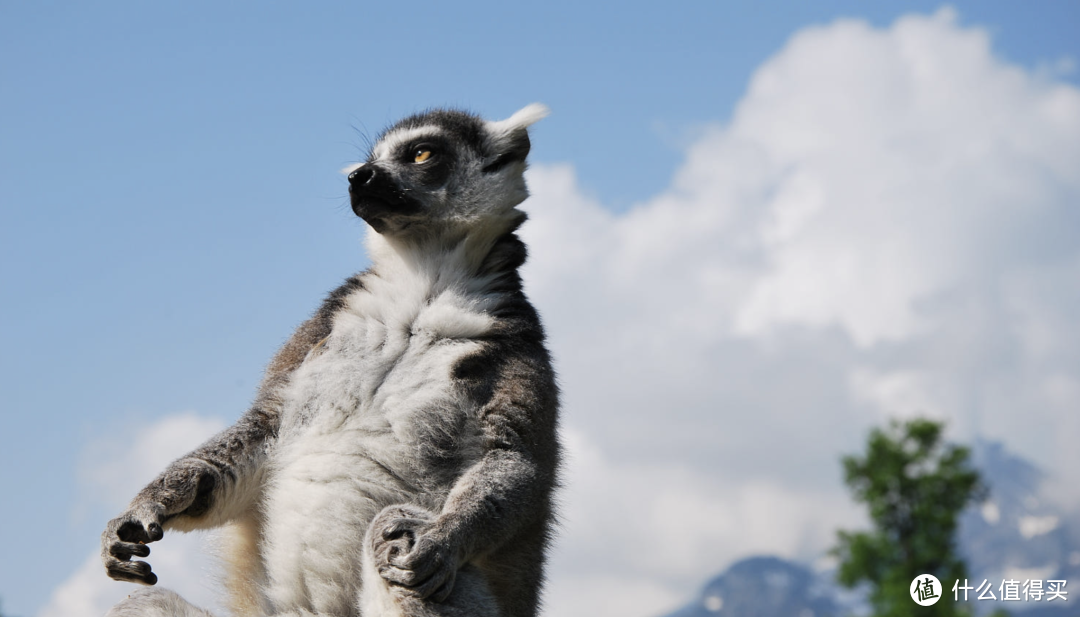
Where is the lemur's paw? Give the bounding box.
[101,507,164,585]
[370,505,460,602]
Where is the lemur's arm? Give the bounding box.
[370,340,559,601]
[101,313,332,585]
[438,350,559,558]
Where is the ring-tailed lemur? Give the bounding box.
[101,104,559,617]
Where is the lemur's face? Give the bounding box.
[348,106,547,236]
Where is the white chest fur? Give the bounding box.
[259,268,497,614]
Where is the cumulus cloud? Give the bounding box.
[519,8,1080,616]
[541,429,862,617]
[41,413,227,617]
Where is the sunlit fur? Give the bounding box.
[102,105,558,617]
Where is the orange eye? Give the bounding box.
[413,149,432,163]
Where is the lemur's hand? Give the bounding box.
[370,505,461,603]
[101,503,165,585]
[101,461,217,585]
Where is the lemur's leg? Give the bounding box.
[105,588,216,617]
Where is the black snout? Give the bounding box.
[347,164,424,232]
[348,165,377,191]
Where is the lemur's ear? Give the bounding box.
[486,103,550,138]
[481,103,549,173]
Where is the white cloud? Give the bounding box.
[847,368,950,422]
[41,413,227,617]
[543,429,862,617]
[1018,515,1059,539]
[518,8,1080,616]
[544,574,684,617]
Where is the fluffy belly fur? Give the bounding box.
[258,300,488,614]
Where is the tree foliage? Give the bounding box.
[833,418,986,617]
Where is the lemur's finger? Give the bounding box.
[109,541,151,560]
[116,520,152,544]
[390,538,443,578]
[400,566,452,600]
[381,518,425,541]
[379,564,420,587]
[115,518,164,544]
[105,558,158,585]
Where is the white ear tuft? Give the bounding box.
[486,103,550,137]
[505,103,550,129]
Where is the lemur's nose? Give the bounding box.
[348,165,377,190]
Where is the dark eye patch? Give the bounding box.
[406,142,439,164]
[399,138,454,187]
[398,137,448,163]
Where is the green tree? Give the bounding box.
[833,418,986,617]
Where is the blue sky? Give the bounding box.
[2,2,1079,616]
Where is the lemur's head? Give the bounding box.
[347,104,549,237]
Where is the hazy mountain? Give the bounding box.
[661,557,842,617]
[660,441,1076,617]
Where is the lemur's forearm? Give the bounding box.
[438,353,559,561]
[138,410,277,530]
[437,448,553,562]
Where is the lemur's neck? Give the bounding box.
[364,209,528,296]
